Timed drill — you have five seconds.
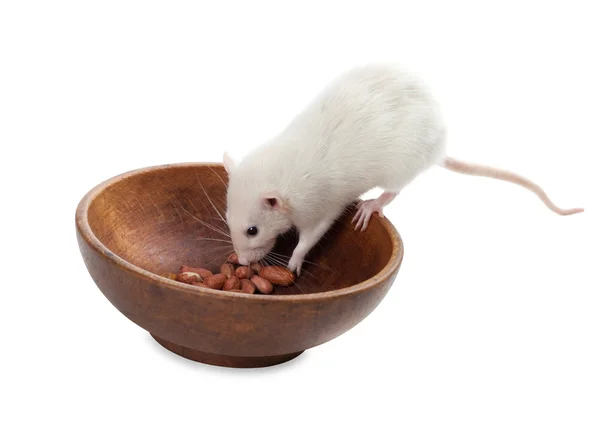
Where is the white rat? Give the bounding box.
[222,64,583,275]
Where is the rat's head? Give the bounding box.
[222,152,293,265]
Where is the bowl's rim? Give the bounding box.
[76,162,404,302]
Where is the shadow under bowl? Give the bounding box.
[76,163,403,368]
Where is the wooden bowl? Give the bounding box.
[76,163,403,368]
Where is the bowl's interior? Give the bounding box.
[86,164,395,295]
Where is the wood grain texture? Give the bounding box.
[76,163,404,368]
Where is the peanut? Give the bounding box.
[168,254,300,295]
[258,266,295,286]
[251,275,273,294]
[240,279,256,294]
[181,265,213,279]
[220,263,235,278]
[193,282,212,289]
[235,266,252,279]
[176,271,201,284]
[204,273,227,290]
[223,276,241,291]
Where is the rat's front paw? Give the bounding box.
[287,257,304,277]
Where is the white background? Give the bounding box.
[1,1,598,426]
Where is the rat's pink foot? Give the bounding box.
[352,200,385,231]
[351,192,398,231]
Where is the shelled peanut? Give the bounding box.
[162,254,295,295]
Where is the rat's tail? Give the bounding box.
[441,157,584,216]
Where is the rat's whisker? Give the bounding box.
[208,165,229,190]
[190,216,230,238]
[290,278,306,294]
[266,252,297,266]
[200,220,230,237]
[193,237,233,244]
[208,216,228,224]
[186,190,226,229]
[196,174,228,226]
[267,253,320,280]
[265,252,291,261]
[172,200,231,238]
[264,254,317,281]
[262,254,275,265]
[193,245,235,257]
[263,255,306,294]
[269,252,334,272]
[296,267,319,281]
[267,251,290,258]
[263,255,285,267]
[265,253,289,266]
[205,248,236,268]
[264,253,286,265]
[268,248,335,271]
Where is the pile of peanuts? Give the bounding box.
[162,253,295,295]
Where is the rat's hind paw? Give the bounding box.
[351,199,384,231]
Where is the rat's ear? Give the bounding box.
[261,191,289,214]
[223,151,237,174]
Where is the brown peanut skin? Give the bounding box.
[227,253,239,264]
[204,273,227,290]
[235,266,252,279]
[250,262,262,274]
[225,289,244,293]
[240,279,256,294]
[250,275,273,294]
[223,276,241,291]
[193,282,212,289]
[180,265,213,279]
[220,263,235,278]
[176,272,201,284]
[258,266,295,286]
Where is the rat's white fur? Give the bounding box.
[224,64,583,273]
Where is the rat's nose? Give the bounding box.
[237,255,249,265]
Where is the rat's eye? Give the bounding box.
[246,226,258,236]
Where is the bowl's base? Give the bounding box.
[151,334,304,368]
